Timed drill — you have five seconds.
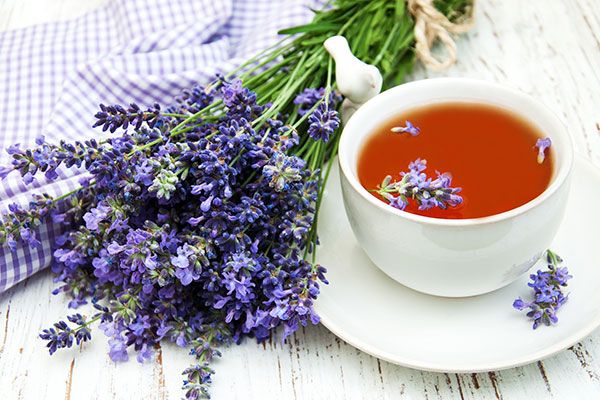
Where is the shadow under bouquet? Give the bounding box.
[0,0,473,398]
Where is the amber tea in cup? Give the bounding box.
[357,102,553,219]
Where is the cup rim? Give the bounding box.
[338,77,574,227]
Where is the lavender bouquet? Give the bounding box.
[0,0,472,398]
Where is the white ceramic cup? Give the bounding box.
[338,78,574,297]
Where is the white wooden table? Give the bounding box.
[1,0,600,399]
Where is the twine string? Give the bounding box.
[407,0,475,71]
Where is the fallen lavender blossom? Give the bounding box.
[513,250,572,329]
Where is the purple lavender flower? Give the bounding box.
[176,332,188,348]
[83,202,112,231]
[307,105,340,142]
[108,337,129,362]
[136,343,153,363]
[183,363,214,399]
[170,84,214,114]
[172,244,197,286]
[22,172,35,184]
[391,120,420,136]
[535,137,552,164]
[374,158,462,211]
[294,87,341,117]
[408,158,427,173]
[513,250,571,329]
[221,79,245,107]
[297,87,341,143]
[381,192,408,210]
[262,152,305,191]
[135,161,156,187]
[39,314,92,354]
[93,102,162,132]
[0,196,58,250]
[19,227,41,248]
[54,247,87,266]
[6,143,21,155]
[107,242,126,255]
[294,88,325,116]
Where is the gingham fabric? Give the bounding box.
[0,0,320,292]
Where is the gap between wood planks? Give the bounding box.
[487,372,502,400]
[536,361,553,395]
[65,359,75,400]
[0,302,10,353]
[570,343,600,381]
[573,1,600,50]
[155,343,166,400]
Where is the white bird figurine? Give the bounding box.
[323,36,383,124]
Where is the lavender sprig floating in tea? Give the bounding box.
[513,250,572,329]
[535,137,552,164]
[373,158,463,211]
[390,120,420,136]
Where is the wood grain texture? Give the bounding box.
[1,0,600,399]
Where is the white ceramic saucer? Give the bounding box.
[314,156,600,372]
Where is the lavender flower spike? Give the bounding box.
[304,88,342,143]
[390,120,420,136]
[535,137,552,164]
[373,158,462,211]
[513,249,572,329]
[307,105,339,142]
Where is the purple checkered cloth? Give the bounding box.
[0,0,319,292]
